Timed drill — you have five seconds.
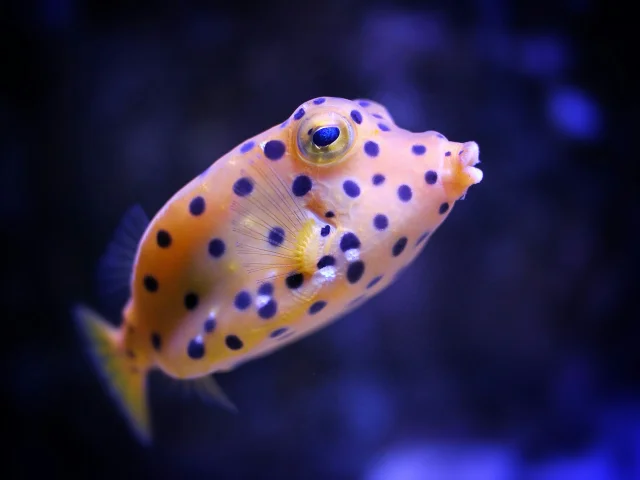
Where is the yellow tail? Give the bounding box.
[73,304,151,444]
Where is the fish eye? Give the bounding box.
[312,126,340,147]
[297,112,354,166]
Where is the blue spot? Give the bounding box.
[270,327,288,338]
[156,230,171,248]
[445,151,451,157]
[258,299,277,319]
[268,226,285,247]
[378,123,390,131]
[309,301,327,315]
[373,214,388,231]
[204,317,216,333]
[412,144,426,155]
[367,275,383,289]
[143,275,158,292]
[350,110,363,124]
[225,335,243,350]
[325,211,335,218]
[347,261,365,284]
[313,126,340,147]
[151,332,161,351]
[415,231,430,246]
[187,337,205,359]
[439,202,449,214]
[364,141,379,157]
[293,108,305,120]
[240,141,254,153]
[233,177,254,197]
[234,291,251,310]
[425,170,438,185]
[292,175,312,196]
[321,225,331,237]
[184,293,199,310]
[340,232,361,251]
[343,180,361,198]
[398,184,412,202]
[280,120,289,129]
[313,98,326,104]
[208,238,225,258]
[548,87,601,139]
[392,237,408,257]
[189,196,206,216]
[372,174,385,185]
[286,272,304,289]
[264,140,286,160]
[258,282,273,296]
[359,100,370,107]
[372,113,383,119]
[317,255,335,269]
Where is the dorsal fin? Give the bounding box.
[96,204,149,310]
[229,157,324,286]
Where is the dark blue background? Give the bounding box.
[2,1,636,479]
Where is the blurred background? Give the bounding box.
[2,1,636,479]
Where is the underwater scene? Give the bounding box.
[2,1,636,479]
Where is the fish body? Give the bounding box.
[74,97,483,443]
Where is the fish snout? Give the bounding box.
[442,141,483,200]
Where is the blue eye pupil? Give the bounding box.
[312,126,340,147]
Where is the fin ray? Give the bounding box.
[193,375,238,413]
[96,204,149,306]
[230,157,320,284]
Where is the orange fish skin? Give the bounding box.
[119,97,483,379]
[75,96,483,442]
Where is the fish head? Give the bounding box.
[274,97,483,241]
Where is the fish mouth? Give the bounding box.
[442,140,483,200]
[460,141,483,185]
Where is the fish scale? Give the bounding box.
[73,96,483,443]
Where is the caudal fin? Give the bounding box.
[73,304,152,444]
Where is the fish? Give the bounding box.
[73,96,483,444]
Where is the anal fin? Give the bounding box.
[192,375,238,413]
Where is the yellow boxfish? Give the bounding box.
[73,96,483,444]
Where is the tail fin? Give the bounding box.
[73,304,152,444]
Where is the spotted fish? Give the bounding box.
[73,96,483,443]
